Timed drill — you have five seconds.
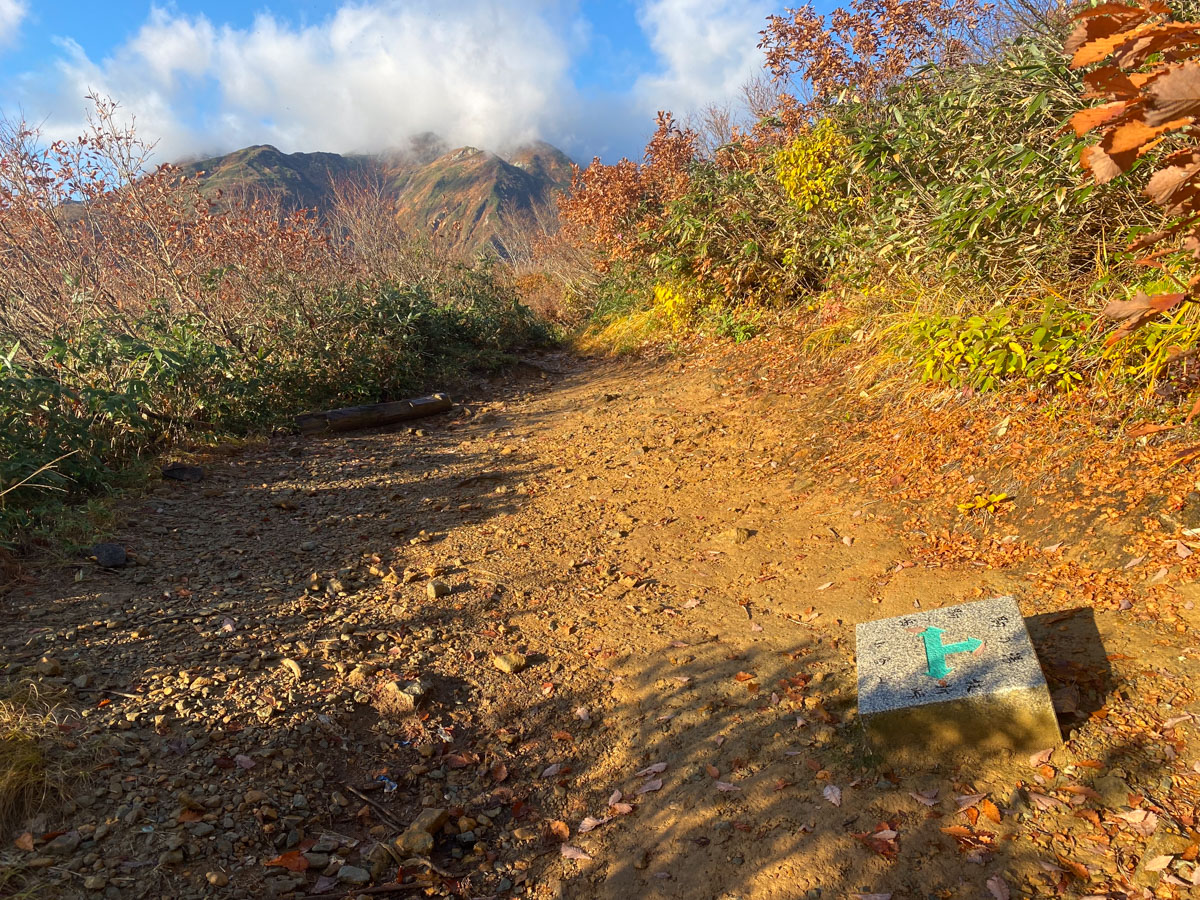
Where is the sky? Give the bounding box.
[0,0,794,164]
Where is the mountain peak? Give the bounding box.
[178,138,576,255]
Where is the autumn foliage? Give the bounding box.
[1068,0,1200,350]
[557,112,697,265]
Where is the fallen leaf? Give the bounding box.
[610,802,634,815]
[14,832,33,852]
[637,778,663,794]
[986,874,1010,900]
[715,781,741,792]
[980,798,1002,824]
[234,754,255,769]
[548,820,570,842]
[560,845,592,861]
[823,784,842,807]
[1029,792,1068,811]
[706,764,720,778]
[1056,853,1090,880]
[579,816,611,833]
[265,850,310,872]
[956,793,986,809]
[541,763,563,779]
[816,581,834,591]
[491,763,509,783]
[608,789,623,806]
[909,790,939,807]
[1029,748,1054,766]
[1145,855,1174,872]
[635,762,667,777]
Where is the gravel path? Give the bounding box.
[5,350,1200,899]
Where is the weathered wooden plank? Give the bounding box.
[295,393,452,434]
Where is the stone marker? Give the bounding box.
[856,596,1061,762]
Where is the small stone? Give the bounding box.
[36,656,63,677]
[721,527,753,544]
[83,875,107,891]
[492,652,527,675]
[91,543,127,568]
[426,579,451,599]
[395,807,449,856]
[206,871,229,887]
[512,826,537,841]
[1091,775,1131,808]
[44,831,80,855]
[191,823,216,838]
[337,865,371,885]
[72,674,90,689]
[299,541,318,552]
[280,658,302,680]
[244,789,270,805]
[158,849,185,866]
[162,463,205,482]
[312,835,340,854]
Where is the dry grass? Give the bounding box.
[0,680,78,836]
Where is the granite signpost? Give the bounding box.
[855,596,1061,762]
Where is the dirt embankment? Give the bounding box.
[4,342,1200,899]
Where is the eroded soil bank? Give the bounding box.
[4,341,1200,899]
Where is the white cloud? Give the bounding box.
[634,0,773,115]
[23,1,579,162]
[5,1,781,163]
[0,0,27,48]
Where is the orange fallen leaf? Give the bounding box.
[178,809,204,823]
[980,798,1002,824]
[705,764,720,778]
[265,850,309,872]
[548,820,570,842]
[14,832,33,852]
[1055,853,1089,881]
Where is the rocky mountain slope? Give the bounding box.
[178,137,575,256]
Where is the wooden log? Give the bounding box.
[295,393,452,434]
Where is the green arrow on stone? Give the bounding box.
[920,626,982,679]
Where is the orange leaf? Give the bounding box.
[1128,422,1177,437]
[548,820,570,842]
[1069,101,1128,137]
[941,825,972,838]
[14,832,33,852]
[733,672,754,682]
[1055,853,1090,881]
[265,850,310,872]
[178,809,204,823]
[966,806,980,827]
[706,764,720,778]
[980,798,1002,824]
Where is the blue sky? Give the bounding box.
[0,1,795,162]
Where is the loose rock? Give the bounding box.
[493,652,527,674]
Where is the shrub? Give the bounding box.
[908,301,1092,391]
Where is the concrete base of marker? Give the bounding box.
[861,686,1061,765]
[856,596,1063,765]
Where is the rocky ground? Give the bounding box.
[4,344,1200,899]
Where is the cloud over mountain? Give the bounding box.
[10,1,777,163]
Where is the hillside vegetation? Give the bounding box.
[0,99,548,557]
[548,0,1200,423]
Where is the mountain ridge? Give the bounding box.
[178,138,576,256]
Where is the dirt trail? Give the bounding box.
[4,348,1200,899]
